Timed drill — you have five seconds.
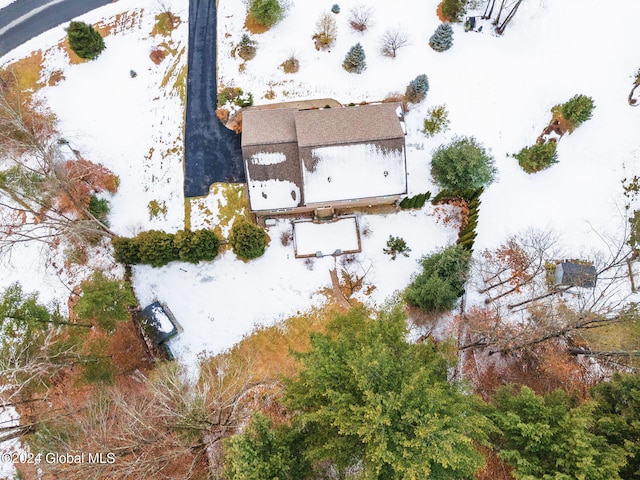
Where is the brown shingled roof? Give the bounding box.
[241,108,298,146]
[294,103,403,148]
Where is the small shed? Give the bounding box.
[554,261,597,288]
[137,302,181,345]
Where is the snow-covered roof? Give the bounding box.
[294,217,361,257]
[242,103,406,211]
[302,143,407,204]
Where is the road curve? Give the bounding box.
[183,0,244,198]
[0,0,113,59]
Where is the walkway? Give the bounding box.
[183,0,244,198]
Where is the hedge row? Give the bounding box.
[400,192,431,209]
[113,229,220,267]
[456,187,483,252]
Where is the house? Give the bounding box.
[241,103,407,217]
[137,301,182,349]
[554,261,597,288]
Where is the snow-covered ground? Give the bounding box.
[1,0,639,366]
[0,0,16,10]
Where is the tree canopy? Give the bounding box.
[66,21,106,60]
[284,305,492,479]
[430,136,497,192]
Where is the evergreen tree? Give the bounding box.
[440,0,468,22]
[429,23,454,52]
[514,142,558,173]
[405,245,471,312]
[174,229,219,263]
[405,74,430,103]
[342,43,367,74]
[489,386,628,480]
[230,219,268,260]
[285,305,492,478]
[248,0,284,27]
[430,135,497,192]
[66,21,106,60]
[136,230,180,267]
[73,271,136,332]
[560,94,595,129]
[592,373,640,479]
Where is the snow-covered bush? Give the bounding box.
[429,23,454,52]
[343,43,367,74]
[430,136,497,192]
[313,11,337,50]
[514,142,558,174]
[423,104,450,136]
[349,5,374,32]
[405,74,429,103]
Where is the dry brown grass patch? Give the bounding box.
[244,13,270,34]
[1,51,45,95]
[281,56,299,74]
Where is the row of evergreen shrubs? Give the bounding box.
[456,187,483,252]
[113,229,220,267]
[400,192,431,209]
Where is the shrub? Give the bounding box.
[237,34,257,61]
[423,104,450,136]
[430,136,497,192]
[405,74,429,103]
[73,271,136,332]
[456,188,483,252]
[230,219,268,260]
[515,142,558,173]
[248,0,284,27]
[342,43,367,74]
[429,23,454,52]
[349,5,374,32]
[440,0,468,22]
[235,91,254,107]
[281,55,299,73]
[560,94,595,130]
[136,230,179,267]
[405,245,471,312]
[217,86,243,107]
[88,195,109,223]
[399,192,431,209]
[331,4,340,13]
[384,236,411,260]
[112,237,141,265]
[312,12,337,50]
[66,21,106,60]
[174,229,220,263]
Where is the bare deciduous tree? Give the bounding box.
[380,27,410,58]
[348,5,374,32]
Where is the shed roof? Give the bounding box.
[137,302,180,345]
[241,108,297,146]
[294,103,404,147]
[557,262,597,288]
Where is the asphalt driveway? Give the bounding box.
[183,0,244,198]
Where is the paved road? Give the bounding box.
[183,0,243,198]
[0,0,112,58]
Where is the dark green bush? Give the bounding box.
[174,229,220,263]
[112,237,141,265]
[515,142,558,173]
[383,236,411,260]
[136,230,179,267]
[248,0,284,27]
[440,0,468,22]
[430,136,497,193]
[230,220,268,260]
[405,245,471,312]
[88,195,109,223]
[399,192,431,209]
[66,21,106,60]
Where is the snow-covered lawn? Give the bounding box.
[1,0,640,367]
[293,217,360,257]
